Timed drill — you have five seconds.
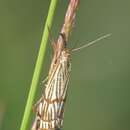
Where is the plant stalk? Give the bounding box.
[19,1,58,130]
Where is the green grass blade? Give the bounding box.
[19,0,58,130]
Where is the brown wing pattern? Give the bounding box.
[32,50,71,130]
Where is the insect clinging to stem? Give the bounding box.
[31,31,111,130]
[31,0,111,129]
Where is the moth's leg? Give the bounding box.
[33,97,43,112]
[41,76,48,85]
[40,76,48,94]
[47,25,57,48]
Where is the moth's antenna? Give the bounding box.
[72,34,111,52]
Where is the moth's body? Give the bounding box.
[31,0,82,129]
[32,36,71,130]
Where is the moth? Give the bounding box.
[32,33,71,130]
[31,32,110,130]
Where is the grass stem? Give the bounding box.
[19,1,58,130]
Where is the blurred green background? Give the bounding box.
[0,0,130,130]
